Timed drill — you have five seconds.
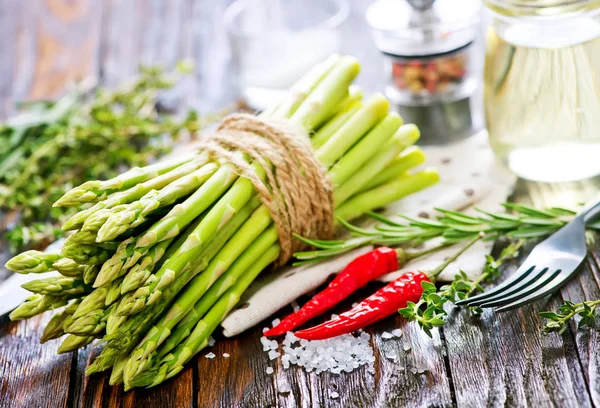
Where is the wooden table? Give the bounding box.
[1,1,599,407]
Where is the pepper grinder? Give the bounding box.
[367,0,482,145]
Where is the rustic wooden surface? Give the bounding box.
[0,1,599,407]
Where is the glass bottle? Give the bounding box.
[484,0,600,181]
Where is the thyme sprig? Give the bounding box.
[398,240,524,337]
[540,299,600,335]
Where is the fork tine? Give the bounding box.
[455,265,536,306]
[466,267,549,307]
[478,269,561,308]
[495,269,580,312]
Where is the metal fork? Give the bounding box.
[456,198,600,312]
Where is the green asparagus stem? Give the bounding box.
[40,299,82,343]
[328,113,402,187]
[310,87,363,149]
[82,265,99,285]
[5,251,61,274]
[62,154,210,231]
[57,334,95,354]
[360,146,426,192]
[153,208,273,358]
[86,197,263,372]
[22,276,91,296]
[134,160,244,249]
[335,169,441,221]
[123,226,278,381]
[80,205,129,233]
[315,93,389,167]
[53,258,86,278]
[54,157,193,207]
[61,238,117,265]
[290,56,360,130]
[120,238,174,295]
[9,294,70,320]
[97,162,219,242]
[109,356,129,386]
[336,141,423,205]
[271,54,342,118]
[128,244,280,389]
[116,194,262,317]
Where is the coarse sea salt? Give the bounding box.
[205,352,216,359]
[391,329,403,338]
[381,331,394,340]
[262,331,375,375]
[291,300,300,312]
[329,391,339,399]
[266,367,274,375]
[223,353,230,358]
[271,318,281,328]
[208,336,216,347]
[278,383,291,394]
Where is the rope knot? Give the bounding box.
[197,113,334,264]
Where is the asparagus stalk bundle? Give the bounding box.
[6,55,440,390]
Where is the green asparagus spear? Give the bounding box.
[9,294,70,320]
[97,162,219,242]
[22,276,91,296]
[62,154,210,231]
[57,334,95,354]
[40,299,82,343]
[128,244,280,389]
[5,251,61,274]
[52,258,86,278]
[55,156,194,207]
[124,226,278,380]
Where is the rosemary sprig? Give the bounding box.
[294,203,599,264]
[398,240,523,337]
[539,299,600,335]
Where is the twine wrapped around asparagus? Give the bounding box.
[197,113,334,264]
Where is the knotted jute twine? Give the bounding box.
[196,113,335,265]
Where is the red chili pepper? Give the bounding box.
[294,272,429,340]
[264,247,400,337]
[293,234,483,340]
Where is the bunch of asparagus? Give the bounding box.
[6,55,439,389]
[0,63,204,252]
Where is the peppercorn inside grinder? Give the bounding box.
[367,0,482,145]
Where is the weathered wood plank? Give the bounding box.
[440,179,597,408]
[527,178,600,407]
[0,313,74,408]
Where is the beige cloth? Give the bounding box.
[221,131,516,337]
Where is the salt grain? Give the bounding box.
[329,391,339,399]
[268,350,281,360]
[271,318,281,328]
[391,329,403,338]
[263,327,269,333]
[205,352,216,359]
[266,367,274,375]
[223,353,230,358]
[278,383,291,394]
[208,336,216,347]
[291,300,300,312]
[381,331,394,340]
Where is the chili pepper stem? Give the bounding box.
[427,232,485,282]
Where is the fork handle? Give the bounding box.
[581,196,600,224]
